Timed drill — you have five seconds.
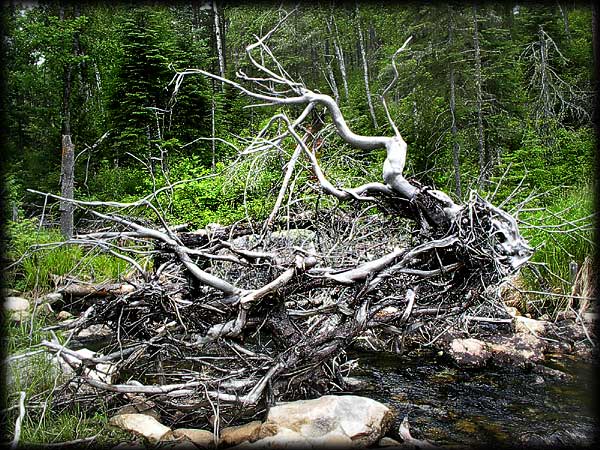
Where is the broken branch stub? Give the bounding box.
[33,19,532,427]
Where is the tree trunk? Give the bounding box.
[324,41,340,104]
[329,16,349,100]
[557,2,571,40]
[356,6,378,129]
[448,8,462,199]
[473,4,487,190]
[212,0,225,91]
[60,5,75,238]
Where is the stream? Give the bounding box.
[352,349,597,447]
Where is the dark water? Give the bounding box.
[353,350,598,447]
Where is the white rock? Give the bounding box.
[4,296,29,312]
[263,395,394,447]
[109,413,173,444]
[238,428,312,449]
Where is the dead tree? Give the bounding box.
[32,10,533,427]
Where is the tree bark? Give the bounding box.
[448,8,462,199]
[328,16,349,100]
[324,40,340,104]
[473,4,487,190]
[356,5,378,129]
[60,6,75,239]
[212,0,225,91]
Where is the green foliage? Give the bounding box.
[490,124,594,206]
[521,186,594,286]
[79,160,151,202]
[158,158,278,228]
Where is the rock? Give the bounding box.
[57,348,117,384]
[261,395,394,447]
[379,436,402,447]
[447,338,491,368]
[56,310,74,321]
[10,309,30,322]
[72,324,114,348]
[116,396,161,421]
[504,306,521,317]
[488,333,545,367]
[235,428,312,449]
[532,364,572,381]
[220,420,263,446]
[4,296,30,311]
[513,316,550,335]
[342,376,375,392]
[305,429,352,448]
[173,428,215,448]
[109,413,173,444]
[4,296,30,321]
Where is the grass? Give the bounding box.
[504,184,596,316]
[5,218,137,293]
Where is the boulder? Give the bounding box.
[173,428,215,448]
[447,338,491,368]
[261,395,394,447]
[488,333,545,367]
[56,310,74,321]
[4,296,30,312]
[220,421,263,446]
[109,413,173,444]
[379,437,402,447]
[4,296,30,322]
[446,333,545,369]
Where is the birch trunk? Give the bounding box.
[356,6,378,129]
[324,41,340,104]
[212,0,225,91]
[329,16,349,99]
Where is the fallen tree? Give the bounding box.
[30,10,533,427]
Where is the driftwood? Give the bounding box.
[31,10,533,427]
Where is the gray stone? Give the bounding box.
[4,296,29,312]
[261,395,395,447]
[379,436,402,447]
